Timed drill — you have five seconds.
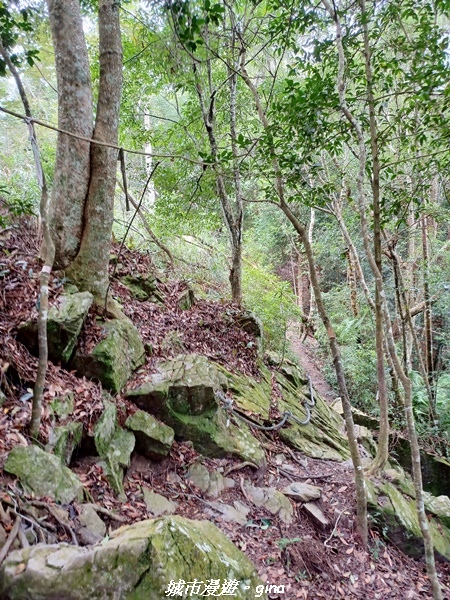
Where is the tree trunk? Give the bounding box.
[240,52,368,548]
[66,0,123,302]
[47,0,122,304]
[192,55,243,305]
[46,0,93,268]
[324,1,442,593]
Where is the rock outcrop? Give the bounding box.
[0,516,265,600]
[126,354,266,466]
[17,291,93,364]
[367,469,450,561]
[71,317,145,393]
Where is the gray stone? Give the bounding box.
[185,463,234,498]
[302,502,329,529]
[18,291,93,364]
[205,500,250,525]
[236,310,263,338]
[0,516,265,600]
[94,399,135,497]
[186,463,210,492]
[98,428,135,498]
[424,494,450,529]
[46,422,83,466]
[4,445,83,504]
[94,398,117,458]
[125,410,174,461]
[282,482,321,502]
[177,288,195,310]
[367,478,450,560]
[143,489,178,517]
[77,504,106,544]
[121,274,165,303]
[126,355,265,466]
[71,317,145,394]
[242,481,293,525]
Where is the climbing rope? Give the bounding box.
[214,376,315,432]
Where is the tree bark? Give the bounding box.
[0,39,55,440]
[191,56,243,304]
[46,0,93,267]
[324,1,442,593]
[66,0,123,302]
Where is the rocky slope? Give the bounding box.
[0,222,449,599]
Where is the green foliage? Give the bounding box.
[410,371,450,434]
[242,254,300,352]
[0,1,41,76]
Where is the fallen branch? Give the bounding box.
[30,501,78,546]
[0,515,21,566]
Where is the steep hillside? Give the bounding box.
[0,222,449,599]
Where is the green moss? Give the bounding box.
[4,446,83,504]
[72,318,145,394]
[1,517,265,599]
[367,479,450,560]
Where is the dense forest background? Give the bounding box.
[1,1,450,593]
[2,0,450,434]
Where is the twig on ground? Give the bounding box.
[0,515,21,566]
[324,508,348,548]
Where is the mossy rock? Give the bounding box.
[367,478,450,560]
[94,399,135,497]
[49,393,75,420]
[121,274,165,304]
[71,317,145,393]
[4,445,83,504]
[0,516,265,599]
[98,428,135,498]
[177,288,195,310]
[126,355,265,466]
[46,422,83,466]
[17,291,93,364]
[94,398,117,457]
[125,410,174,461]
[218,361,350,462]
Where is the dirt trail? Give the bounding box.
[287,323,337,403]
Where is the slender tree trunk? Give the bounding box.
[324,1,442,593]
[359,0,389,474]
[421,213,435,418]
[281,203,368,548]
[240,52,368,548]
[192,55,243,305]
[66,0,123,302]
[228,33,244,305]
[0,40,55,440]
[46,0,93,267]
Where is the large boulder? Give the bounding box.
[367,474,450,561]
[219,361,350,462]
[0,516,266,600]
[17,291,93,363]
[4,445,83,504]
[71,317,145,393]
[126,355,265,466]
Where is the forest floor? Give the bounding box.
[0,222,449,599]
